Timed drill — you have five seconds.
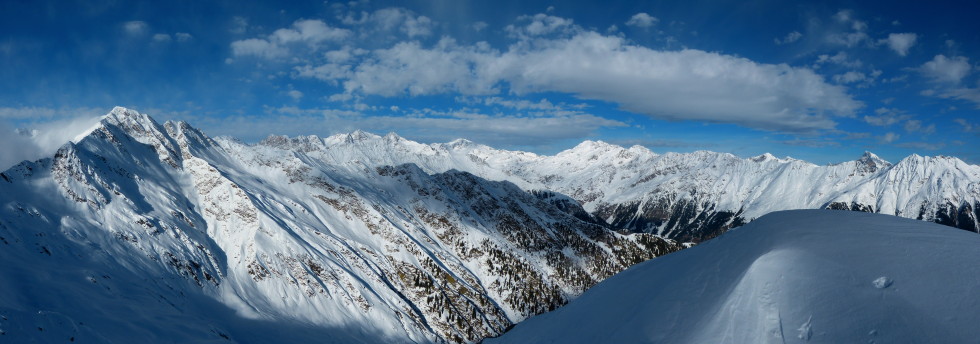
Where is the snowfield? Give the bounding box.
[488,209,980,344]
[1,107,978,343]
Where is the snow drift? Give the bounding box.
[488,209,980,343]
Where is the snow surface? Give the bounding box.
[0,107,681,343]
[2,107,979,343]
[487,209,980,344]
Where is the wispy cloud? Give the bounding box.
[625,13,658,28]
[774,31,802,45]
[182,105,626,148]
[0,107,105,170]
[122,20,148,36]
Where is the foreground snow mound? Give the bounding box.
[488,210,980,344]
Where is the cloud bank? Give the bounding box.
[236,12,861,133]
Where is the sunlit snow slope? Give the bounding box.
[489,209,980,344]
[0,107,679,343]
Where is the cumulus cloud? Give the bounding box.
[919,55,971,83]
[625,13,658,28]
[882,33,917,56]
[231,19,352,59]
[775,31,802,45]
[175,32,193,42]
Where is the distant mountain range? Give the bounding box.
[1,107,977,342]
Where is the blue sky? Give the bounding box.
[1,0,978,167]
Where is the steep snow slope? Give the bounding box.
[263,131,980,242]
[0,107,679,343]
[488,209,980,344]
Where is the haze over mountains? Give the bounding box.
[1,107,978,342]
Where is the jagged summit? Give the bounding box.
[855,151,890,173]
[750,152,778,162]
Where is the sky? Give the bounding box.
[1,0,978,169]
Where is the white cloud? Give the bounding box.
[0,107,106,171]
[240,10,861,133]
[896,141,944,150]
[230,16,248,34]
[833,71,867,84]
[877,132,899,144]
[881,33,917,56]
[826,10,869,47]
[626,13,658,28]
[341,8,435,38]
[864,107,910,126]
[175,32,193,42]
[919,55,971,83]
[152,33,172,42]
[316,30,859,132]
[903,119,935,134]
[185,106,625,147]
[775,31,802,45]
[287,90,303,100]
[123,20,148,36]
[814,51,862,68]
[937,87,980,108]
[507,13,576,38]
[954,118,980,133]
[231,19,352,59]
[472,21,488,32]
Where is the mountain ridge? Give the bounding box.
[0,107,681,343]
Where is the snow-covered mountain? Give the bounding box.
[2,107,978,342]
[263,126,980,242]
[487,209,980,343]
[0,107,679,342]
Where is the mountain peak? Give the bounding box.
[447,138,475,148]
[104,106,150,123]
[345,130,381,143]
[750,153,778,162]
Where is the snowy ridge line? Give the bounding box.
[0,107,681,343]
[260,121,980,241]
